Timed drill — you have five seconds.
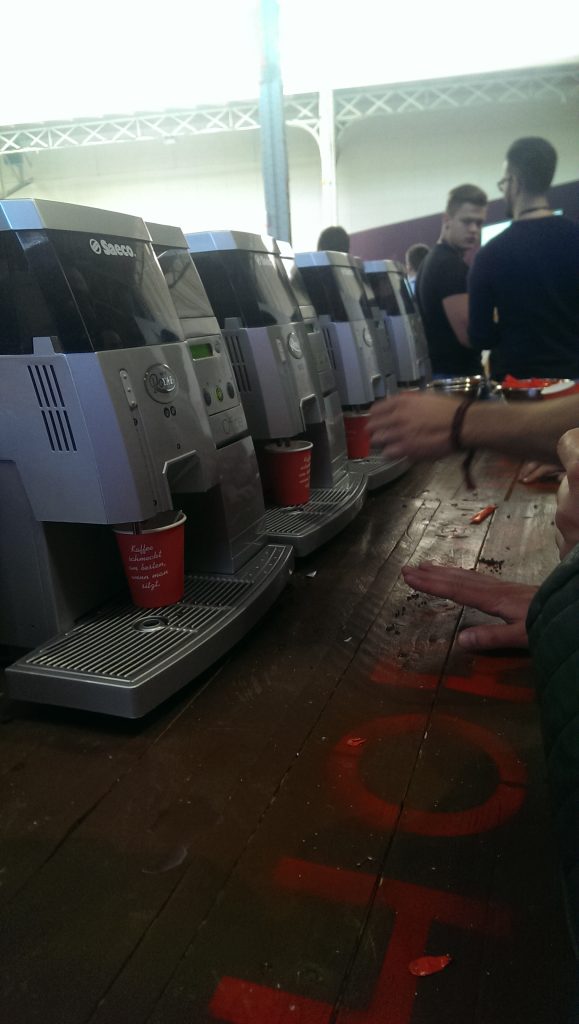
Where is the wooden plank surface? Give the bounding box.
[0,455,573,1024]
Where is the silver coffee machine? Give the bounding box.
[354,256,399,390]
[0,199,292,717]
[364,259,432,387]
[294,250,408,487]
[275,239,354,484]
[184,230,366,556]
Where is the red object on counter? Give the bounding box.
[408,953,453,976]
[502,375,556,389]
[470,504,497,524]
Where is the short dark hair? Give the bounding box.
[317,225,350,252]
[506,137,557,193]
[446,184,487,216]
[405,243,429,273]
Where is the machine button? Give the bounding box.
[119,369,138,409]
[287,331,303,359]
[164,407,171,418]
[226,382,235,398]
[216,386,224,402]
[203,389,212,406]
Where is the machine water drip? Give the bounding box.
[0,199,293,717]
[294,250,409,488]
[183,229,367,557]
[363,259,432,388]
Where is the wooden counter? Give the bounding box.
[0,452,574,1023]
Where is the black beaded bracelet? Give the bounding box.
[450,396,475,451]
[450,396,476,490]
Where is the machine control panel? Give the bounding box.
[186,337,246,443]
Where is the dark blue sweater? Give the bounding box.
[468,216,579,380]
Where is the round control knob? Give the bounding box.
[203,389,212,406]
[227,382,235,398]
[287,331,303,359]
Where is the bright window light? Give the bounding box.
[1,0,577,125]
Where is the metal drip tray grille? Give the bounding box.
[351,454,409,489]
[24,602,227,680]
[24,608,215,679]
[183,575,251,606]
[13,544,291,694]
[265,485,353,532]
[263,476,367,556]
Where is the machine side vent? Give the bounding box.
[321,326,337,370]
[28,364,77,453]
[224,333,252,393]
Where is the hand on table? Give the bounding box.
[368,392,462,461]
[401,561,538,650]
[555,428,579,559]
[518,460,563,484]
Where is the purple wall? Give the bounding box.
[350,180,579,262]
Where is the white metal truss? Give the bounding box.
[1,64,576,157]
[333,64,579,134]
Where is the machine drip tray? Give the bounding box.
[264,474,367,557]
[348,454,409,491]
[6,544,293,719]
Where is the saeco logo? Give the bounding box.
[89,238,136,258]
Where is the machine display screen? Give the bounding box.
[0,228,184,354]
[191,249,302,328]
[188,342,213,360]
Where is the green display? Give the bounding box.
[188,342,213,360]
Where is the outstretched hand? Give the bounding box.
[401,561,539,650]
[368,392,462,461]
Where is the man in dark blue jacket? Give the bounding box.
[468,137,579,381]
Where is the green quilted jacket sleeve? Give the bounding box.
[527,545,579,958]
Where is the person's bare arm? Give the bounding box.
[401,562,538,649]
[442,293,470,347]
[368,391,579,465]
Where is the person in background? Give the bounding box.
[468,137,579,381]
[415,184,487,377]
[404,242,429,294]
[317,225,350,253]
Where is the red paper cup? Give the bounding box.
[343,412,371,460]
[114,511,186,608]
[265,440,313,506]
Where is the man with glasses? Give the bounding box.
[415,183,487,377]
[468,136,579,381]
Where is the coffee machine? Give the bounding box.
[184,230,367,556]
[354,256,399,389]
[363,259,431,387]
[294,250,408,487]
[275,239,353,485]
[0,199,292,717]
